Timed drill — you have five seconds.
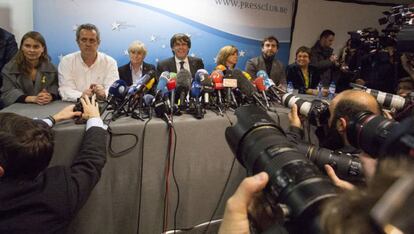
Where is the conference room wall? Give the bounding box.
[0,0,394,69]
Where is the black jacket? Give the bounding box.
[156,56,204,79]
[0,127,107,234]
[286,63,320,93]
[118,61,156,86]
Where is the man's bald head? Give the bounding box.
[329,90,381,126]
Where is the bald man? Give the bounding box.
[289,90,382,153]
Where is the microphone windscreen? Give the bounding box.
[255,77,266,92]
[167,79,177,91]
[242,71,253,81]
[201,76,213,86]
[108,80,128,98]
[176,69,192,88]
[215,64,227,72]
[156,76,168,91]
[233,69,255,96]
[194,69,209,83]
[256,70,269,80]
[160,71,170,81]
[169,72,177,80]
[145,78,155,90]
[143,94,155,106]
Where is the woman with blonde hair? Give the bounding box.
[216,45,239,70]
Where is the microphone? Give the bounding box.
[167,78,177,114]
[233,69,266,109]
[254,77,270,108]
[101,79,128,114]
[176,69,192,111]
[143,94,155,107]
[198,70,213,106]
[242,71,253,81]
[211,70,224,106]
[155,72,170,98]
[257,70,284,102]
[222,70,238,107]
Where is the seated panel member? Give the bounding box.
[58,23,119,102]
[0,96,107,233]
[286,46,320,95]
[1,31,58,107]
[216,45,239,70]
[156,33,204,79]
[245,36,286,88]
[118,40,155,86]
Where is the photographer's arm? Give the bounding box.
[219,172,269,234]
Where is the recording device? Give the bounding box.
[347,111,399,158]
[282,93,330,126]
[254,76,270,108]
[225,105,336,233]
[233,69,266,109]
[295,142,364,182]
[176,69,192,110]
[211,70,224,106]
[100,79,128,114]
[189,74,204,119]
[113,70,156,118]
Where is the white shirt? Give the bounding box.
[175,56,191,74]
[130,63,143,85]
[58,51,119,102]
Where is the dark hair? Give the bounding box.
[331,98,381,127]
[261,36,279,49]
[295,46,312,58]
[76,23,101,43]
[0,113,54,179]
[319,29,335,39]
[15,31,50,75]
[170,33,191,49]
[398,77,414,86]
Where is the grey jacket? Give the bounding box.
[245,55,287,88]
[1,59,58,106]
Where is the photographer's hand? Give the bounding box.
[52,104,82,123]
[219,172,269,234]
[288,104,302,129]
[324,165,355,191]
[80,95,100,120]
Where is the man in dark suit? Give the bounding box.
[0,95,107,233]
[245,36,286,88]
[118,40,155,86]
[156,33,204,79]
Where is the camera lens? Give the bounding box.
[226,105,336,228]
[347,112,398,157]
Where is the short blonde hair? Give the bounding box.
[128,40,147,57]
[216,45,238,67]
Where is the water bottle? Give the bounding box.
[317,82,323,98]
[287,81,294,93]
[328,82,336,100]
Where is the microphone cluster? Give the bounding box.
[101,68,288,124]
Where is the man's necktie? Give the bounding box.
[179,61,185,70]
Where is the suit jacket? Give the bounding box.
[1,59,59,107]
[156,56,204,79]
[118,61,155,86]
[245,55,287,88]
[0,28,18,79]
[0,126,107,234]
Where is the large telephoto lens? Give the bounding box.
[225,105,336,232]
[347,112,399,158]
[282,93,330,126]
[295,143,364,182]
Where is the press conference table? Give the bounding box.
[1,101,293,234]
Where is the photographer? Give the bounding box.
[0,95,107,233]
